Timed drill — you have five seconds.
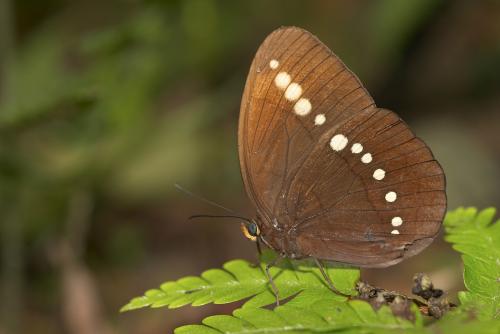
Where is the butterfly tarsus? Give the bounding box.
[313,257,350,298]
[264,254,283,306]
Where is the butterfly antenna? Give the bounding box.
[174,183,252,220]
[188,214,251,223]
[174,183,234,213]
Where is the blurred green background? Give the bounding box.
[0,0,499,333]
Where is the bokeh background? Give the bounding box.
[0,0,499,333]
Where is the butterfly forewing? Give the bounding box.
[239,27,374,221]
[238,27,446,267]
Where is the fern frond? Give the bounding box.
[444,207,500,319]
[121,252,359,312]
[175,300,422,334]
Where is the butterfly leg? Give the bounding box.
[249,239,263,268]
[313,258,350,298]
[256,238,262,256]
[264,254,283,306]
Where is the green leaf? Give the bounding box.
[429,311,500,334]
[175,299,420,334]
[121,252,359,312]
[444,207,500,319]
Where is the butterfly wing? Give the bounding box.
[239,27,375,223]
[238,27,446,267]
[287,107,446,267]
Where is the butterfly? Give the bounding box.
[237,27,446,297]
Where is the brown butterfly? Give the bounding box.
[237,27,446,297]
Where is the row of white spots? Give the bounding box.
[267,58,402,236]
[391,217,403,234]
[269,59,316,122]
[328,133,402,235]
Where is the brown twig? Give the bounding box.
[355,273,455,320]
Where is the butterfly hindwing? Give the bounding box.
[288,108,446,267]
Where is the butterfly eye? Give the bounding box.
[240,222,260,241]
[248,222,260,236]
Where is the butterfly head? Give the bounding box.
[240,220,260,241]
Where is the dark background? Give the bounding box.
[0,0,499,333]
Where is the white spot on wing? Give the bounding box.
[314,114,326,125]
[269,59,279,69]
[385,191,397,202]
[293,98,312,116]
[373,169,385,180]
[391,229,400,235]
[275,72,291,89]
[391,217,403,227]
[284,83,303,101]
[351,143,363,154]
[330,134,348,151]
[361,153,372,164]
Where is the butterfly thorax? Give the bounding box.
[256,214,304,259]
